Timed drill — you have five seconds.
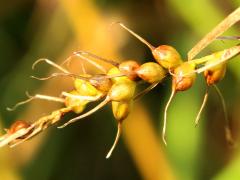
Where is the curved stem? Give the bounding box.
[195,87,209,126]
[133,82,159,100]
[62,52,109,73]
[213,84,234,144]
[162,89,175,146]
[32,58,69,73]
[58,97,110,128]
[31,72,90,81]
[75,51,119,67]
[114,22,155,50]
[106,122,122,159]
[7,92,64,111]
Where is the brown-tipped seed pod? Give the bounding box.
[173,62,196,91]
[152,45,183,69]
[118,60,140,80]
[8,120,31,135]
[116,23,182,70]
[8,120,32,139]
[204,60,226,86]
[112,101,132,122]
[89,75,113,92]
[136,62,167,83]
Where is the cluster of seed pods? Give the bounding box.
[1,7,240,157]
[0,51,167,158]
[115,23,240,145]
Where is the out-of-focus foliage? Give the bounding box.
[0,0,240,180]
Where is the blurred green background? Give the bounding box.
[0,0,240,180]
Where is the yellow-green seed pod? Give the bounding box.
[136,62,166,83]
[107,67,129,83]
[64,90,88,114]
[204,59,226,86]
[108,80,136,102]
[173,62,196,91]
[112,101,132,122]
[152,45,183,69]
[74,78,100,96]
